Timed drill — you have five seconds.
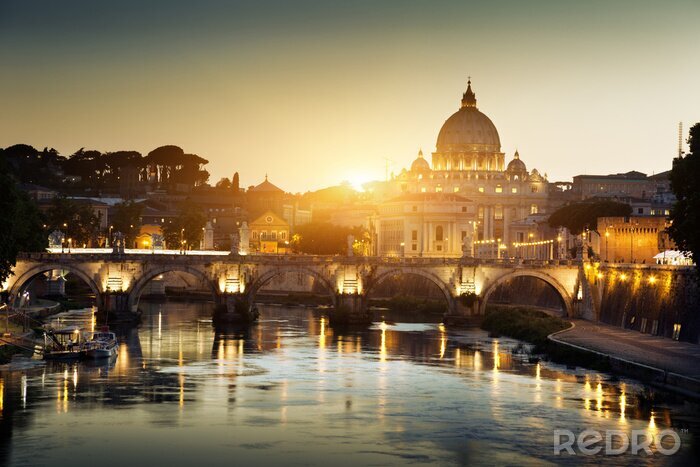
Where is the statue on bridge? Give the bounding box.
[238,222,250,255]
[151,234,164,251]
[111,232,126,255]
[48,230,65,250]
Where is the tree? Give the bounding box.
[216,177,232,189]
[44,196,102,247]
[291,222,367,255]
[668,122,700,267]
[162,202,207,249]
[548,200,631,235]
[111,201,144,246]
[232,172,240,192]
[0,154,47,283]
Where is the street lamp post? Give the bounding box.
[605,229,610,262]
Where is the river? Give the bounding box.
[0,302,698,466]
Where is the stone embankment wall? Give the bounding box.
[588,264,700,343]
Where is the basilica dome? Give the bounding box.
[435,80,501,153]
[410,149,431,172]
[506,150,526,172]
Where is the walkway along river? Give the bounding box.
[0,302,699,466]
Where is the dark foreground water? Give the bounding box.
[1,302,699,466]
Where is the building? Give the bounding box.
[572,171,653,200]
[375,193,475,257]
[596,216,674,263]
[368,80,550,256]
[249,210,290,254]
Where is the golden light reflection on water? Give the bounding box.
[438,324,446,359]
[596,382,603,413]
[0,378,4,416]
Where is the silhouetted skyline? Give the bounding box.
[1,0,698,191]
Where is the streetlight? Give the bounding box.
[107,225,114,248]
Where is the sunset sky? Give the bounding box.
[1,0,698,193]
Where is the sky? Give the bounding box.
[1,0,698,193]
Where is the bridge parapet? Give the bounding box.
[4,252,616,325]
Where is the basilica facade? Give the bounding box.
[371,80,551,257]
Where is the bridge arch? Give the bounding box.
[127,265,221,312]
[7,263,101,305]
[479,270,574,317]
[247,266,338,306]
[364,268,455,314]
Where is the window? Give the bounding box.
[411,244,417,251]
[420,187,427,193]
[252,231,259,240]
[494,205,503,220]
[271,231,277,240]
[280,231,287,240]
[453,187,460,193]
[436,185,443,193]
[530,204,539,214]
[418,174,423,180]
[412,205,418,212]
[637,208,644,214]
[461,206,467,212]
[531,185,539,193]
[461,230,467,239]
[436,245,442,252]
[260,231,266,241]
[436,225,444,241]
[495,184,503,193]
[511,187,518,194]
[478,187,484,193]
[412,230,418,241]
[478,207,484,219]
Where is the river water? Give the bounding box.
[0,302,698,466]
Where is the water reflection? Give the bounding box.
[0,302,697,466]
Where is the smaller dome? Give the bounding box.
[410,149,431,172]
[530,168,543,182]
[506,150,527,172]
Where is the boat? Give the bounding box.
[84,329,119,359]
[43,327,86,360]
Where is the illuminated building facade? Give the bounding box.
[372,80,550,257]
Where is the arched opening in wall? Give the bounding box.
[12,268,98,312]
[365,272,452,322]
[132,269,220,316]
[250,269,335,309]
[484,275,567,317]
[131,269,222,336]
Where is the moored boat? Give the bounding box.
[84,330,119,359]
[43,327,86,360]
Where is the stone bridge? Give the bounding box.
[3,253,590,323]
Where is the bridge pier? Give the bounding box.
[444,295,483,326]
[214,293,259,324]
[99,292,137,322]
[331,293,371,325]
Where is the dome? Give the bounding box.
[506,150,526,172]
[435,80,501,152]
[410,149,431,172]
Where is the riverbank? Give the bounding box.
[549,320,700,399]
[480,306,700,399]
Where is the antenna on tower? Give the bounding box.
[383,157,394,181]
[678,121,683,157]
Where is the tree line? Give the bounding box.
[1,144,210,194]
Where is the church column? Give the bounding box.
[483,206,491,240]
[487,206,495,240]
[502,205,511,251]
